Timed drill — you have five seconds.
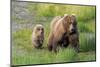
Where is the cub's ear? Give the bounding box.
[33,26,37,34]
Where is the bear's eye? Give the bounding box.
[73,22,76,25]
[41,28,44,31]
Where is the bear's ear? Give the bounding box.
[62,14,69,26]
[63,14,69,20]
[71,14,76,19]
[71,14,77,24]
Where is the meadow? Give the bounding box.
[11,1,96,65]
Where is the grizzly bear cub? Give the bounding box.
[32,24,44,49]
[48,14,79,53]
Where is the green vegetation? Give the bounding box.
[12,2,96,65]
[28,3,95,21]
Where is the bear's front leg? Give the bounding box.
[52,39,58,53]
[62,35,69,48]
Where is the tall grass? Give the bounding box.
[78,20,95,33]
[79,33,96,52]
[12,28,96,65]
[28,3,95,21]
[12,47,78,65]
[12,29,33,52]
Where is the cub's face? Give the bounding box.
[34,24,44,37]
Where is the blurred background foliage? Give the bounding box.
[28,3,95,21]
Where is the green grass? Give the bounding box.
[12,45,95,65]
[12,29,33,52]
[78,19,95,33]
[79,51,96,61]
[79,33,96,52]
[28,3,95,21]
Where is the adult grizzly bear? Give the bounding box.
[32,24,44,49]
[48,14,79,53]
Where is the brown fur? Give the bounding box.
[50,16,62,30]
[69,34,79,52]
[32,24,44,49]
[48,14,79,53]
